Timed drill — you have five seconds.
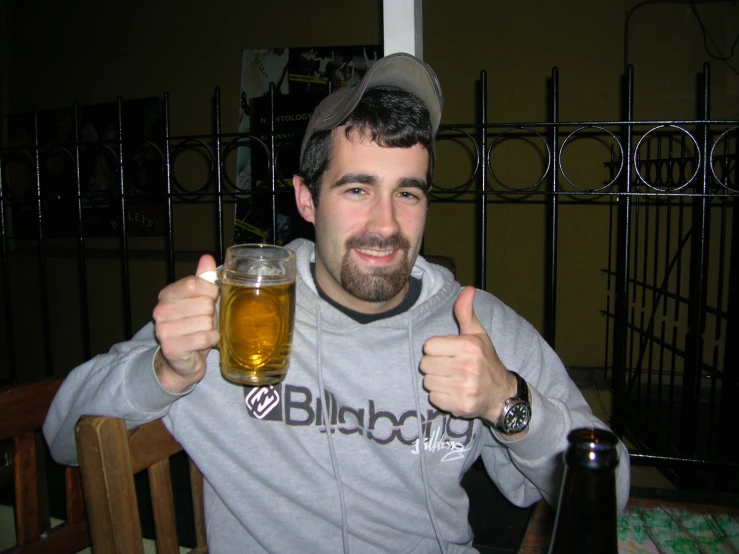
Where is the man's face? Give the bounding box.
[294,129,429,314]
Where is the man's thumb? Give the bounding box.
[196,254,218,280]
[454,286,484,335]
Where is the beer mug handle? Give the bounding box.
[197,269,222,332]
[198,269,220,285]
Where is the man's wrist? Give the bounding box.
[154,349,199,394]
[483,371,519,423]
[484,371,532,438]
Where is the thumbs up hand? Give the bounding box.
[420,286,518,423]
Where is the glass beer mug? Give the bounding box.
[202,244,297,386]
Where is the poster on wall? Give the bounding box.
[234,45,383,246]
[4,98,165,238]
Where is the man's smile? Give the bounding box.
[354,247,399,261]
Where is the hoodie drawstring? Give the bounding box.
[316,304,351,553]
[408,319,448,554]
[314,305,447,553]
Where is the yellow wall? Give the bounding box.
[3,0,738,379]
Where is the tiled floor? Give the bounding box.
[571,368,676,490]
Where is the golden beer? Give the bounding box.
[217,244,297,386]
[219,281,296,386]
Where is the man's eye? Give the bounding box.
[346,187,365,196]
[398,190,420,201]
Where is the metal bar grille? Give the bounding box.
[1,65,737,490]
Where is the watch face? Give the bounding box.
[504,401,531,434]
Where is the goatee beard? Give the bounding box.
[341,234,412,302]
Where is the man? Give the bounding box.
[44,53,629,553]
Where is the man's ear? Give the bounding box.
[293,175,316,224]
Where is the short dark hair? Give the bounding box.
[296,86,435,204]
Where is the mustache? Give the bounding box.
[345,233,411,251]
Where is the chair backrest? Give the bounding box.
[0,378,90,553]
[75,415,207,554]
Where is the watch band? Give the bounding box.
[495,371,531,434]
[510,371,529,403]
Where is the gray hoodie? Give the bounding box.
[43,238,630,553]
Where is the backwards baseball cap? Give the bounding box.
[299,52,444,162]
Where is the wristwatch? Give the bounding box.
[494,372,532,435]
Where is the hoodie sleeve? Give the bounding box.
[478,301,631,513]
[42,322,193,466]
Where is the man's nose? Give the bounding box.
[366,196,400,236]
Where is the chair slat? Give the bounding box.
[64,466,86,525]
[76,416,145,554]
[13,431,40,545]
[149,458,180,554]
[33,434,50,534]
[189,458,208,552]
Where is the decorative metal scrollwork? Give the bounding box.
[633,125,701,192]
[430,127,480,199]
[710,126,738,193]
[488,127,551,192]
[559,126,624,193]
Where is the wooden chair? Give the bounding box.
[0,377,90,553]
[75,415,207,554]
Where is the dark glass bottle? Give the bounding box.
[548,427,620,554]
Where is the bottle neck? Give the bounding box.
[565,427,620,470]
[548,428,621,554]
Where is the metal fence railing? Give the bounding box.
[2,63,737,491]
